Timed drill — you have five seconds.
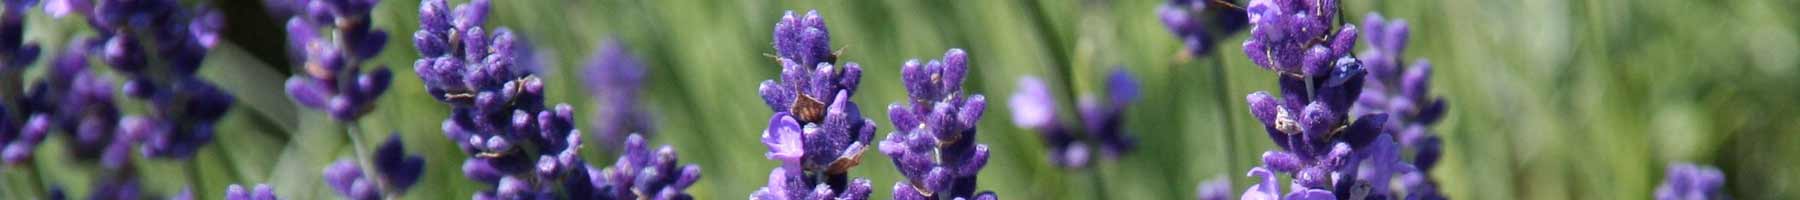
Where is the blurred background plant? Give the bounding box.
[2,0,1797,199]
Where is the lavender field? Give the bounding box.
[0,0,1794,199]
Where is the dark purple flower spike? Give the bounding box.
[322,134,424,200]
[411,1,700,199]
[1348,13,1451,200]
[752,10,876,200]
[1230,0,1453,199]
[41,0,234,160]
[1007,67,1143,168]
[582,39,655,154]
[1655,163,1726,200]
[224,184,279,200]
[1007,77,1088,168]
[277,0,393,121]
[1159,0,1249,56]
[882,48,998,200]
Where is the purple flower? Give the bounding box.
[411,2,700,199]
[582,39,655,154]
[45,0,235,160]
[772,10,835,68]
[0,0,45,166]
[322,134,424,200]
[881,48,996,199]
[1007,76,1088,168]
[225,184,279,200]
[1232,1,1447,199]
[0,0,40,70]
[1655,163,1727,200]
[1195,176,1232,200]
[1240,0,1352,76]
[278,0,393,121]
[1007,68,1142,168]
[1080,68,1140,158]
[753,10,876,200]
[1158,0,1248,56]
[1346,13,1450,200]
[587,134,702,200]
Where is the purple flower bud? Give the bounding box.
[1656,163,1726,200]
[225,184,279,200]
[883,49,995,199]
[1196,176,1232,200]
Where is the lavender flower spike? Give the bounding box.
[277,0,394,121]
[582,39,654,153]
[413,1,700,199]
[1007,76,1088,168]
[323,134,424,200]
[1080,68,1140,158]
[1007,68,1141,168]
[753,10,875,200]
[1351,13,1450,200]
[48,0,235,160]
[882,48,997,200]
[1232,0,1438,199]
[1195,176,1231,200]
[1655,163,1727,200]
[224,184,279,200]
[1158,0,1248,56]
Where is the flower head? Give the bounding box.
[44,0,234,160]
[582,39,655,154]
[1196,176,1232,200]
[323,134,424,200]
[1655,163,1727,200]
[1241,0,1355,76]
[1007,76,1088,168]
[225,184,279,200]
[772,10,835,68]
[1008,67,1142,168]
[278,0,393,121]
[753,10,875,200]
[1159,0,1248,56]
[881,48,997,199]
[1079,68,1140,158]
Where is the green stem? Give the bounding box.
[1208,52,1240,178]
[1087,167,1108,199]
[28,161,47,197]
[187,159,206,200]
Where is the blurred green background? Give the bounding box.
[5,0,1800,199]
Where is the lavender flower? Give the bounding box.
[1234,0,1438,199]
[46,0,235,159]
[1007,76,1087,167]
[752,10,875,200]
[1240,0,1351,76]
[1080,68,1140,158]
[588,134,702,200]
[323,134,425,200]
[1351,13,1450,200]
[413,0,563,197]
[0,0,45,166]
[1007,68,1141,168]
[0,0,40,70]
[881,49,998,200]
[1655,163,1727,200]
[1159,0,1248,56]
[225,184,279,200]
[582,39,654,153]
[413,1,700,199]
[276,0,394,121]
[1195,176,1231,200]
